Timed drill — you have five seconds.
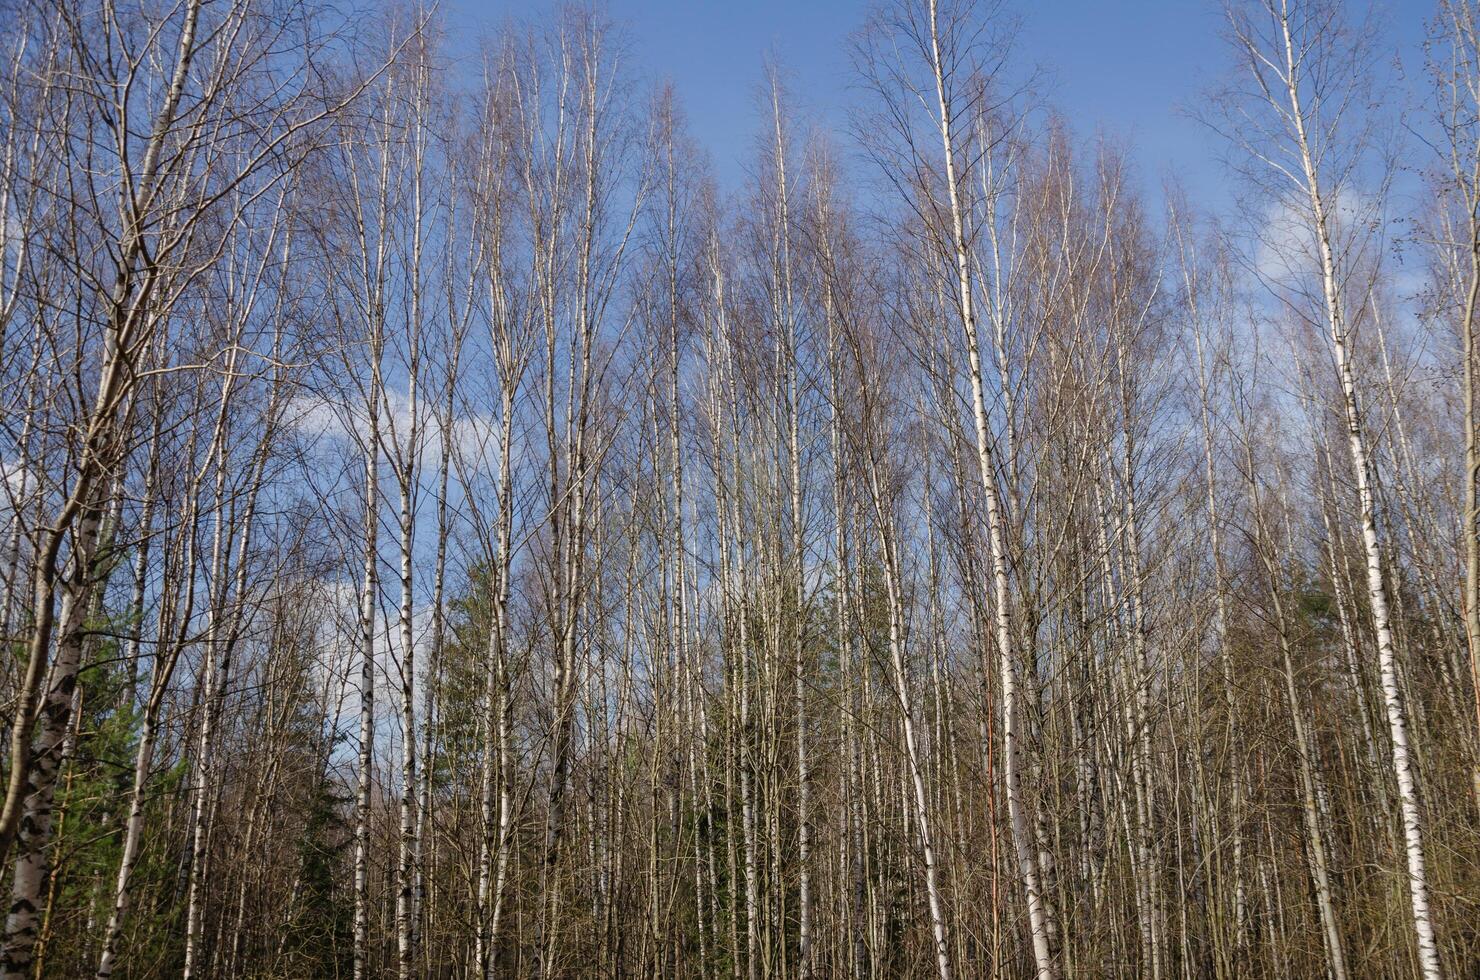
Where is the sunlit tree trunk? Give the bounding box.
[1229,3,1443,972]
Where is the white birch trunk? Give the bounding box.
[924,3,1054,973]
[0,502,100,978]
[1273,11,1443,969]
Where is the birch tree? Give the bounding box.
[1220,1,1444,973]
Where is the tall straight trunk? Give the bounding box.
[472,75,521,971]
[353,373,382,980]
[1111,347,1162,980]
[532,29,614,960]
[347,54,397,980]
[396,53,432,975]
[480,486,517,976]
[472,581,497,974]
[1270,10,1442,971]
[416,354,453,974]
[476,381,517,975]
[762,79,813,979]
[924,3,1053,974]
[817,197,871,980]
[708,246,763,980]
[395,458,417,980]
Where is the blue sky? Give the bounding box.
[442,0,1430,209]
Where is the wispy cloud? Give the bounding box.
[286,389,502,471]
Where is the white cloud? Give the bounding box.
[286,389,502,473]
[1252,185,1375,288]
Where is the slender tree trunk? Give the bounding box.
[1274,12,1443,967]
[353,370,382,980]
[924,3,1054,972]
